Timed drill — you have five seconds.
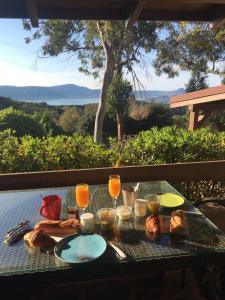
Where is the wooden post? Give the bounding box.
[188,105,199,130]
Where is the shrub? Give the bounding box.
[0,126,224,202]
[0,107,45,137]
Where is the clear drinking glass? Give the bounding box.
[75,183,90,215]
[108,175,121,209]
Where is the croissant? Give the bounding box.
[146,214,160,237]
[34,219,80,236]
[24,229,57,249]
[170,210,186,235]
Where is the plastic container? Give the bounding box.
[116,205,132,220]
[97,208,116,230]
[134,199,147,217]
[80,213,95,234]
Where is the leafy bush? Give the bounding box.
[0,126,224,202]
[0,107,45,137]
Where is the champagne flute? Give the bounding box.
[108,175,121,209]
[75,183,90,215]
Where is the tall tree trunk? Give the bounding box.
[94,24,114,144]
[117,113,125,142]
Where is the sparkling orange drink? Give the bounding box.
[108,175,121,208]
[75,184,90,213]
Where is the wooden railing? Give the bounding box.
[0,160,224,191]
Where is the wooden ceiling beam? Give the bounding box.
[126,0,147,30]
[25,0,39,28]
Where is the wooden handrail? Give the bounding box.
[0,160,224,191]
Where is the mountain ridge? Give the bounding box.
[0,84,185,104]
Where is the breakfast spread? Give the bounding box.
[3,183,191,267]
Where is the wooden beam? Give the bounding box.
[0,161,225,191]
[188,105,199,130]
[126,0,147,30]
[170,93,225,108]
[25,0,39,28]
[195,100,225,111]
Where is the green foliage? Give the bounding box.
[0,126,224,202]
[185,71,209,92]
[108,126,225,166]
[59,107,81,133]
[23,20,159,79]
[0,107,45,137]
[33,110,63,136]
[0,131,110,173]
[107,75,133,118]
[154,22,225,82]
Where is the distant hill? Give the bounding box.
[0,84,185,104]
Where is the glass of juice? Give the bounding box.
[108,175,121,209]
[75,183,90,215]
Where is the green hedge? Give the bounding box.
[1,126,225,172]
[0,127,225,202]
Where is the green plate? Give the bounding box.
[159,193,184,208]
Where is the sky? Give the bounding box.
[0,19,222,91]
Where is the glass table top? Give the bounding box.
[0,181,225,277]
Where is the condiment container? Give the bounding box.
[117,205,132,220]
[134,199,147,217]
[80,213,95,234]
[97,208,116,230]
[145,194,160,214]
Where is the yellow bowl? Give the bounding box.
[159,193,184,208]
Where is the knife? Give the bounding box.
[108,241,127,260]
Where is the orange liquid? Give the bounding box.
[109,178,121,198]
[76,185,89,208]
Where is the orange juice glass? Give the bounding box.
[108,175,121,208]
[75,183,90,214]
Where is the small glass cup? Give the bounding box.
[134,199,147,217]
[145,194,160,214]
[97,208,116,230]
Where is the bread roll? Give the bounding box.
[24,229,56,249]
[34,219,80,236]
[170,210,186,235]
[146,214,160,237]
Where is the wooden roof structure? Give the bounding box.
[170,84,225,130]
[0,0,225,28]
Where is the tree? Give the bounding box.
[154,22,225,83]
[185,71,209,92]
[33,110,63,136]
[107,75,133,141]
[59,107,80,133]
[0,107,45,137]
[23,20,158,143]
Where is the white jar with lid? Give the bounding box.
[80,213,95,234]
[134,199,147,217]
